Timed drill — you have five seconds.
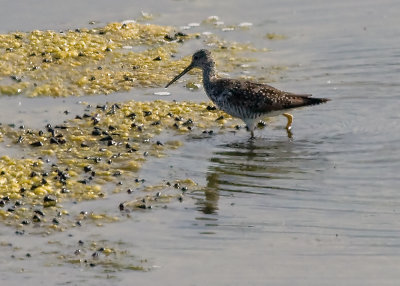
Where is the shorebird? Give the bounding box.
[165,49,329,138]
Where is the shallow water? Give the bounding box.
[1,0,400,285]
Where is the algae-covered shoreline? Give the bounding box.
[0,19,271,274]
[0,21,263,97]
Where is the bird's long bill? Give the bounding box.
[165,64,194,88]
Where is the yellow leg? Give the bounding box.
[283,113,293,130]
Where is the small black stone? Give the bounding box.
[32,214,41,222]
[127,112,136,119]
[34,209,45,216]
[43,195,57,207]
[92,129,102,136]
[30,141,43,147]
[99,135,113,141]
[50,137,59,144]
[83,165,93,173]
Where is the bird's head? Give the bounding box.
[165,49,213,88]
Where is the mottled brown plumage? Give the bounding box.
[166,49,330,138]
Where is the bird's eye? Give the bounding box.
[194,55,198,60]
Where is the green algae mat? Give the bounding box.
[0,21,260,97]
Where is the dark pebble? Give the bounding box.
[99,135,113,141]
[30,141,43,147]
[32,214,41,222]
[92,129,102,136]
[43,195,57,207]
[127,112,136,119]
[34,209,45,216]
[183,119,193,126]
[83,165,93,173]
[50,137,59,144]
[137,204,146,209]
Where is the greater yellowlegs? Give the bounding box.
[165,49,329,138]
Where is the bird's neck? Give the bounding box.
[202,61,217,87]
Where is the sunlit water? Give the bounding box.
[1,0,400,285]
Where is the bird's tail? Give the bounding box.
[305,97,330,106]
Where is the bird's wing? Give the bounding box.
[214,79,314,113]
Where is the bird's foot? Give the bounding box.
[249,130,255,140]
[286,129,293,139]
[283,113,293,131]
